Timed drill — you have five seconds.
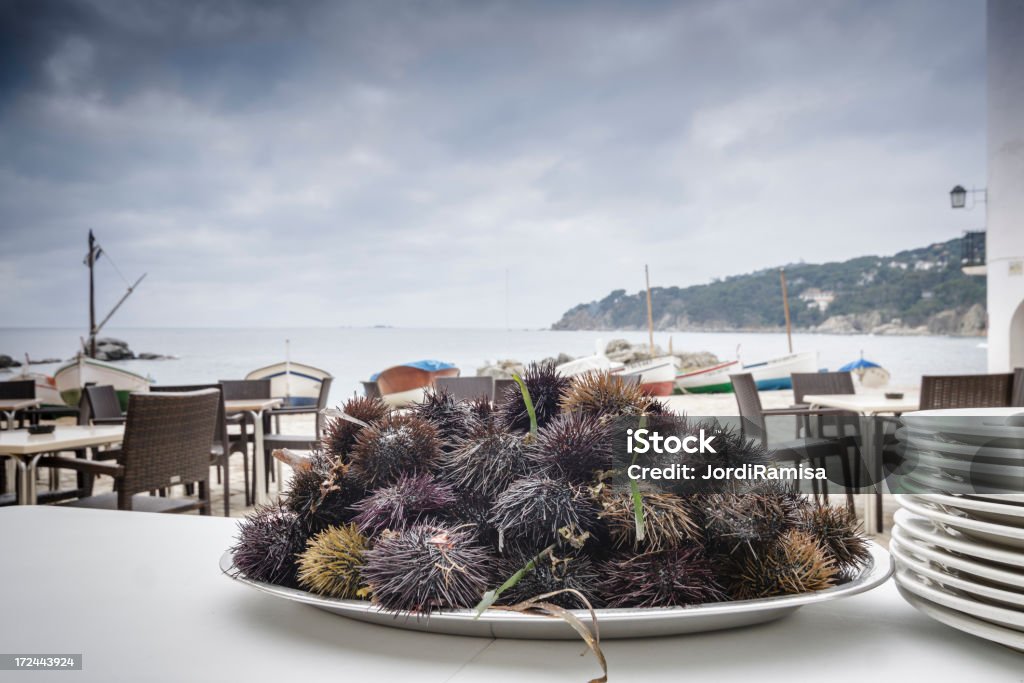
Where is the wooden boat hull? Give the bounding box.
[743,351,819,391]
[675,360,740,394]
[555,355,625,377]
[54,358,151,411]
[246,362,332,407]
[375,365,460,408]
[622,357,678,397]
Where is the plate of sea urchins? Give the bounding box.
[222,363,891,675]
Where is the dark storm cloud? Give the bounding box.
[0,0,986,329]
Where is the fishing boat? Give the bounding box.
[622,356,679,396]
[54,356,152,410]
[555,354,625,378]
[839,356,890,389]
[675,360,740,394]
[372,360,460,407]
[246,361,332,407]
[741,351,820,391]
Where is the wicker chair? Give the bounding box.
[220,379,273,504]
[78,385,126,463]
[434,376,495,402]
[263,378,334,461]
[1011,368,1024,408]
[731,373,856,509]
[0,379,35,429]
[494,379,517,403]
[152,384,238,516]
[361,381,382,400]
[39,390,220,513]
[919,373,1014,410]
[791,371,857,438]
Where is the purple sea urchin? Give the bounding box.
[321,396,390,461]
[496,361,570,432]
[498,551,603,609]
[527,412,614,483]
[362,522,492,614]
[600,491,699,551]
[700,492,797,553]
[489,474,602,552]
[286,451,365,533]
[297,524,369,599]
[351,473,457,537]
[598,545,724,608]
[410,386,475,444]
[730,530,838,599]
[796,504,870,572]
[232,503,308,588]
[348,414,441,489]
[560,371,667,418]
[442,423,529,498]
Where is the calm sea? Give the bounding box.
[0,327,987,406]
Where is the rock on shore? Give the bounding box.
[476,340,720,378]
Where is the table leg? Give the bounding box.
[251,410,269,507]
[860,416,877,535]
[3,457,14,495]
[1,410,14,430]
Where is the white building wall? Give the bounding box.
[987,0,1024,372]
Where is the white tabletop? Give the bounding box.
[224,398,283,414]
[804,392,920,415]
[0,506,1019,682]
[0,425,124,455]
[0,398,42,411]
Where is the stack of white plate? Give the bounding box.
[893,408,1024,651]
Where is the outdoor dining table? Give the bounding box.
[0,424,124,504]
[224,397,283,506]
[0,398,42,430]
[1,505,1020,682]
[803,392,919,535]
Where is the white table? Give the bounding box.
[0,425,124,504]
[804,392,919,534]
[1,507,1020,682]
[224,398,283,506]
[0,398,42,430]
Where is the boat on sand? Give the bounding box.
[247,361,332,407]
[372,360,459,407]
[54,356,151,410]
[675,360,740,394]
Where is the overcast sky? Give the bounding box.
[0,0,986,330]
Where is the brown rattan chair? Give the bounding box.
[40,389,220,513]
[791,371,857,438]
[434,376,495,402]
[494,379,517,403]
[78,385,126,463]
[152,383,238,516]
[731,373,856,510]
[919,373,1014,410]
[1011,368,1024,408]
[361,381,382,400]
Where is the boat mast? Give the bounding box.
[645,265,655,356]
[780,268,793,353]
[88,230,97,358]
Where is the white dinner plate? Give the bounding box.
[219,544,892,640]
[899,495,1024,549]
[903,450,1024,490]
[898,422,1024,448]
[902,468,1020,496]
[890,539,1024,609]
[893,509,1024,568]
[891,525,1024,591]
[894,567,1024,631]
[896,584,1024,652]
[897,428,1024,461]
[963,493,1024,505]
[912,492,1024,528]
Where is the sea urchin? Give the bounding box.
[297,524,369,599]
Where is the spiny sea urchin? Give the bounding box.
[489,474,602,552]
[232,503,308,588]
[410,386,475,444]
[351,473,457,537]
[795,504,870,572]
[321,396,390,461]
[497,550,603,609]
[560,371,667,418]
[496,361,570,432]
[296,524,369,599]
[361,522,493,614]
[598,545,724,608]
[284,450,356,533]
[441,423,530,498]
[700,491,797,553]
[527,411,614,484]
[729,530,838,600]
[600,491,699,551]
[348,414,441,489]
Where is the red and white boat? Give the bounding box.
[621,356,679,396]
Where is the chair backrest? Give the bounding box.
[618,373,642,388]
[118,390,220,503]
[791,371,855,405]
[151,384,229,447]
[0,380,34,400]
[361,381,381,400]
[84,385,123,423]
[219,379,271,401]
[1012,368,1024,408]
[494,378,517,403]
[730,373,767,445]
[919,373,1014,410]
[313,377,333,435]
[434,376,495,402]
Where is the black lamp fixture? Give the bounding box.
[949,184,986,210]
